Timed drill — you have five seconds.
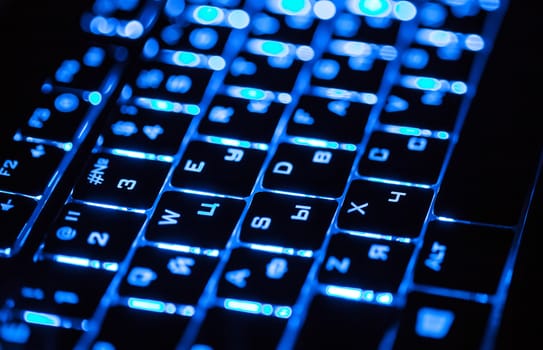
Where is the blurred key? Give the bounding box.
[0,141,65,196]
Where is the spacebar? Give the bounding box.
[433,12,542,226]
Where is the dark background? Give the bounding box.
[0,0,541,348]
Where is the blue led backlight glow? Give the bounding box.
[325,285,363,300]
[313,1,336,20]
[401,75,441,91]
[247,39,290,58]
[267,0,312,16]
[55,93,79,113]
[128,297,166,313]
[86,91,103,105]
[224,298,261,314]
[393,1,417,21]
[226,86,277,101]
[193,5,224,25]
[23,311,61,327]
[227,9,250,29]
[465,34,484,51]
[173,51,201,67]
[348,0,392,17]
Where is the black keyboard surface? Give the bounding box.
[1,0,541,349]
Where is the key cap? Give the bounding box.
[47,45,121,91]
[171,141,267,197]
[0,320,83,349]
[190,307,287,350]
[286,94,372,143]
[239,191,337,250]
[392,291,491,350]
[333,12,401,45]
[145,190,245,249]
[379,85,463,131]
[100,104,192,155]
[318,233,414,293]
[432,18,542,226]
[7,260,114,319]
[311,52,388,94]
[18,89,93,143]
[294,294,398,349]
[250,11,318,45]
[224,52,304,92]
[337,179,433,238]
[419,2,491,34]
[358,131,449,185]
[90,306,190,349]
[40,202,145,264]
[148,18,233,55]
[262,143,356,197]
[217,248,312,305]
[0,193,37,255]
[80,0,162,42]
[118,246,219,305]
[198,94,285,143]
[400,43,477,82]
[71,153,170,209]
[127,61,214,104]
[0,141,65,196]
[413,220,514,294]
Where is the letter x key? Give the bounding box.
[347,202,368,215]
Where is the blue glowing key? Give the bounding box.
[23,311,61,327]
[262,40,288,56]
[356,0,392,17]
[415,307,455,339]
[173,51,200,67]
[277,0,310,14]
[193,5,223,24]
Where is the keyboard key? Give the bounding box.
[48,45,121,91]
[338,179,433,238]
[217,248,312,305]
[358,131,449,184]
[71,153,170,209]
[171,141,267,196]
[0,192,37,254]
[198,94,285,143]
[146,190,245,249]
[239,191,337,250]
[18,89,93,143]
[80,0,162,41]
[294,294,398,349]
[8,260,114,319]
[0,141,65,196]
[0,320,83,349]
[333,11,401,45]
[392,292,491,350]
[128,61,214,104]
[250,11,318,44]
[224,52,303,92]
[401,43,477,82]
[379,85,463,131]
[433,60,542,225]
[119,246,219,305]
[91,306,190,349]
[191,307,287,350]
[286,94,372,143]
[100,105,192,155]
[149,20,232,55]
[311,53,388,94]
[40,202,145,263]
[413,220,514,294]
[318,233,414,293]
[262,143,356,197]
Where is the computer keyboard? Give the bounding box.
[0,0,541,349]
